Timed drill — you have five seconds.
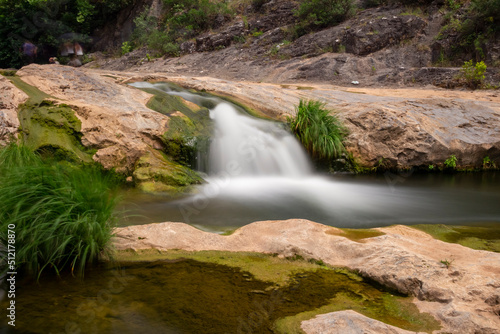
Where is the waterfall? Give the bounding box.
[126,82,500,232]
[209,103,312,177]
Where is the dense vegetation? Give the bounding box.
[288,100,348,164]
[0,0,131,68]
[0,144,120,278]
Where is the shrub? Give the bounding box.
[121,41,132,55]
[0,144,120,278]
[460,60,487,88]
[287,100,348,162]
[295,0,355,30]
[444,154,457,169]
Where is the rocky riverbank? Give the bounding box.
[3,65,499,172]
[114,219,500,334]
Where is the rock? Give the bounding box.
[15,64,169,174]
[113,219,500,333]
[196,22,247,52]
[301,310,425,334]
[345,15,427,56]
[133,148,202,193]
[144,75,500,169]
[0,76,27,145]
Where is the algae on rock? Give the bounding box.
[133,148,203,194]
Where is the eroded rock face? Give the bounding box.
[0,76,27,145]
[113,219,500,334]
[344,15,427,56]
[301,310,425,334]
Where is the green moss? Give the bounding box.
[326,227,385,242]
[18,100,95,163]
[115,250,440,333]
[115,249,330,286]
[209,92,274,120]
[0,69,17,76]
[133,149,203,194]
[7,76,52,104]
[143,88,198,118]
[274,291,440,334]
[7,76,94,162]
[411,224,500,252]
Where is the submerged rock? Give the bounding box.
[301,310,426,334]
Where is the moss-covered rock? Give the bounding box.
[18,100,95,163]
[133,148,203,194]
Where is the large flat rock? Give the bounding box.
[16,64,170,173]
[114,219,500,334]
[111,72,500,169]
[301,310,426,334]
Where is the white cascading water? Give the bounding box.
[208,103,312,177]
[125,82,500,232]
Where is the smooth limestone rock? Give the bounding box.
[0,75,27,145]
[16,64,169,173]
[118,74,500,169]
[113,219,500,334]
[301,310,426,334]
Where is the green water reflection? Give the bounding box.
[1,258,439,333]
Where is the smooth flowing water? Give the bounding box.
[120,83,500,232]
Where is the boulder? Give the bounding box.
[344,15,427,56]
[16,64,170,174]
[0,75,27,145]
[301,310,426,334]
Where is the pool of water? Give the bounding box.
[117,172,500,232]
[0,258,438,333]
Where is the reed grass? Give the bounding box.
[0,144,120,278]
[288,100,348,161]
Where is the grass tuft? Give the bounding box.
[0,144,120,278]
[288,99,348,162]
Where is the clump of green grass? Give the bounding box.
[287,99,348,162]
[0,144,120,278]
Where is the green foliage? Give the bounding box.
[444,154,457,169]
[482,156,497,169]
[287,100,348,162]
[460,60,487,89]
[162,0,233,39]
[131,7,158,47]
[0,0,131,68]
[295,0,354,31]
[121,41,132,55]
[0,143,120,278]
[131,0,233,57]
[440,259,454,269]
